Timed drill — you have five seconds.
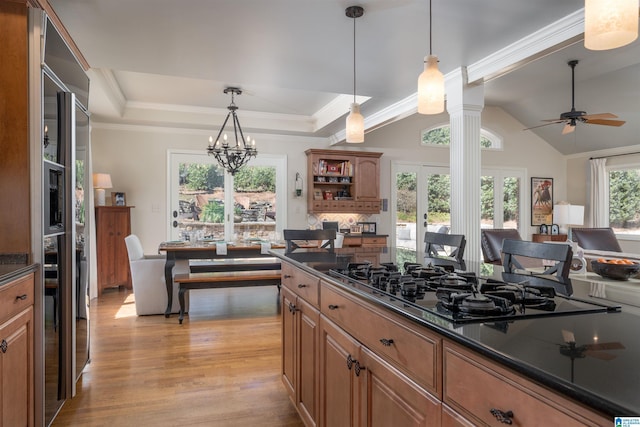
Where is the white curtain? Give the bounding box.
[589,158,608,227]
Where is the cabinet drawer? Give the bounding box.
[0,273,34,322]
[443,342,608,426]
[321,284,441,396]
[361,236,386,247]
[282,263,320,307]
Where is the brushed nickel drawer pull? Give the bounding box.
[15,294,28,301]
[379,338,394,346]
[283,274,292,279]
[490,408,514,424]
[297,284,307,288]
[328,304,339,310]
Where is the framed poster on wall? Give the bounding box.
[531,177,553,226]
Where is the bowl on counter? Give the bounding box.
[591,260,640,280]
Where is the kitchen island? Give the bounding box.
[272,246,637,426]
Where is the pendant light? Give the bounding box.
[345,5,364,143]
[417,0,444,115]
[585,0,639,50]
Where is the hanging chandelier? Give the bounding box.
[417,0,444,114]
[345,5,365,143]
[206,87,257,175]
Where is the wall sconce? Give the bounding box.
[295,172,303,197]
[553,202,585,236]
[93,173,113,206]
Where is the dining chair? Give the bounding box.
[570,227,622,252]
[423,231,466,270]
[283,229,337,253]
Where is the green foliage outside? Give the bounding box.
[234,166,276,192]
[181,163,224,191]
[180,163,275,193]
[422,125,493,148]
[201,200,225,223]
[609,169,640,228]
[397,172,519,224]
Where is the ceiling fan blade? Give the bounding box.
[561,329,575,344]
[582,112,618,120]
[562,123,575,134]
[584,350,617,361]
[541,119,565,123]
[523,122,564,131]
[584,118,626,127]
[585,342,625,351]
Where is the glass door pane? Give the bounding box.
[395,171,417,250]
[481,176,495,229]
[503,176,520,229]
[232,165,277,241]
[426,168,451,234]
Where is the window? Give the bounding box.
[609,167,640,235]
[421,124,502,149]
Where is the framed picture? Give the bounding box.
[111,192,126,206]
[313,190,323,200]
[531,177,553,226]
[357,222,376,234]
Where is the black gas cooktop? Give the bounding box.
[328,262,620,325]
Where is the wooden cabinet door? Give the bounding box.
[359,346,441,427]
[319,317,361,427]
[96,207,132,293]
[112,209,131,286]
[0,307,34,427]
[297,297,320,427]
[281,287,296,399]
[354,157,379,200]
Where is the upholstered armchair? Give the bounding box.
[124,234,184,315]
[481,228,523,265]
[570,227,622,252]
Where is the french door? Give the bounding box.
[481,168,525,232]
[392,163,450,251]
[168,150,286,242]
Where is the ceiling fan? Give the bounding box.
[559,329,625,382]
[525,60,626,135]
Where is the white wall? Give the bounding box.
[91,105,567,253]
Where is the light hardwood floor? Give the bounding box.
[52,286,304,426]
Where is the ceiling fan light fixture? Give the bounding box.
[346,102,364,143]
[585,0,639,50]
[418,55,445,114]
[345,5,365,143]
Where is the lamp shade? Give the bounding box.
[418,55,445,115]
[93,173,112,189]
[346,102,364,143]
[585,0,639,50]
[553,203,584,232]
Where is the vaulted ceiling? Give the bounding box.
[48,0,640,155]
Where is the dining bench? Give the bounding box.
[173,269,282,324]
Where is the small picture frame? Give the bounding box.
[313,190,323,200]
[350,224,363,234]
[358,222,376,234]
[551,224,560,235]
[539,224,548,234]
[111,192,126,206]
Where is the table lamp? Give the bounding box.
[93,173,112,206]
[553,202,584,236]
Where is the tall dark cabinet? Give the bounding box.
[41,15,91,426]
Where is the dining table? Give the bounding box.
[157,240,285,317]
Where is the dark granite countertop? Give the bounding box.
[0,263,38,286]
[270,246,640,418]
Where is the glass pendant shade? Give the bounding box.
[346,102,364,143]
[585,0,639,50]
[418,55,445,114]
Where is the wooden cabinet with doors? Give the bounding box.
[319,314,441,427]
[95,206,133,294]
[306,149,382,214]
[442,341,609,426]
[0,272,35,427]
[281,263,321,426]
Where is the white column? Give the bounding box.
[446,68,484,265]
